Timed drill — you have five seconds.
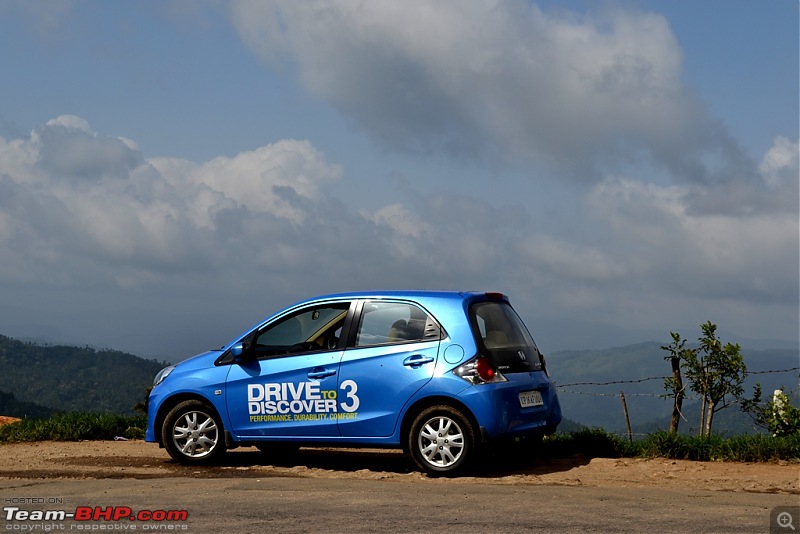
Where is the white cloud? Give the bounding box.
[361,203,431,239]
[586,170,798,304]
[759,136,799,188]
[44,115,92,133]
[152,140,343,223]
[0,118,346,286]
[517,235,629,282]
[228,0,745,182]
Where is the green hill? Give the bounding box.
[0,390,53,419]
[0,335,166,415]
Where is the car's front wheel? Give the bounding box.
[409,405,475,476]
[161,400,225,464]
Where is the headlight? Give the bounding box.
[153,365,175,386]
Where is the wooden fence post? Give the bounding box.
[621,390,633,443]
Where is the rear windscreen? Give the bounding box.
[469,301,543,373]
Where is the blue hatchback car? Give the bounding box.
[146,291,561,475]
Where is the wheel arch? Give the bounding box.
[154,392,224,445]
[399,395,481,454]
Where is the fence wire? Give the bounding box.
[556,367,799,389]
[556,389,701,400]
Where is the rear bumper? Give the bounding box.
[458,372,562,441]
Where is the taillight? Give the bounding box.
[453,355,507,385]
[539,353,549,377]
[476,356,496,381]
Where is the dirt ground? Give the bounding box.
[0,440,797,494]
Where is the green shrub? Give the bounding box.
[0,412,146,443]
[631,430,799,462]
[541,429,799,462]
[742,386,800,437]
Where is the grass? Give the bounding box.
[543,427,800,462]
[1,413,798,462]
[636,431,800,462]
[0,412,146,443]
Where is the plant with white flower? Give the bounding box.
[742,384,800,437]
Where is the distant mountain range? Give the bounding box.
[1,334,796,435]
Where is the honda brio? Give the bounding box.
[146,291,561,475]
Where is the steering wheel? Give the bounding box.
[327,336,339,350]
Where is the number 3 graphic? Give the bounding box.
[339,380,360,413]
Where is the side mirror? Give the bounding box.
[231,342,251,361]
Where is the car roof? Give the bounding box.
[310,289,483,300]
[297,290,508,307]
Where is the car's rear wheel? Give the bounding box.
[162,400,225,464]
[409,405,474,476]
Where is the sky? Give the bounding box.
[0,0,797,362]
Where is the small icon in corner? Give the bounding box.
[778,511,795,530]
[772,507,800,534]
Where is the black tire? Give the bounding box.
[161,400,226,464]
[409,405,475,476]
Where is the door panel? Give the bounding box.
[336,341,439,437]
[336,300,442,438]
[224,301,352,438]
[225,352,342,437]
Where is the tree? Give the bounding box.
[681,322,747,436]
[132,386,152,416]
[660,332,689,434]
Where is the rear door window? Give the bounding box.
[355,301,441,347]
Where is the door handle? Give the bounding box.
[308,368,336,379]
[403,355,434,367]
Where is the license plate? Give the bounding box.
[519,390,543,408]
